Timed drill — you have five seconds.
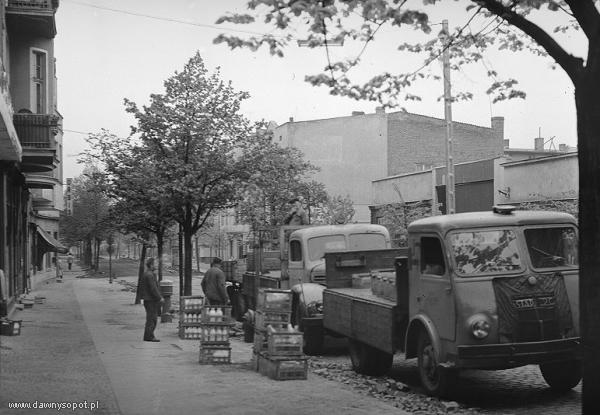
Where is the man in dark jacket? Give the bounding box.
[139,257,163,342]
[201,257,229,305]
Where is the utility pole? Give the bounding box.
[442,20,455,214]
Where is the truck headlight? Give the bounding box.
[471,319,491,339]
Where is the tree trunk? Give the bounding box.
[183,204,194,296]
[134,242,147,304]
[575,48,600,413]
[157,230,164,281]
[95,237,101,272]
[84,237,93,267]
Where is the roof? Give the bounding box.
[291,224,390,239]
[408,210,577,235]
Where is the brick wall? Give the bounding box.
[387,112,504,176]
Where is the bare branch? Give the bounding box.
[474,0,585,83]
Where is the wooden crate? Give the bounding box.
[180,295,204,312]
[199,325,230,344]
[179,324,203,340]
[201,305,232,324]
[257,352,308,380]
[267,330,303,356]
[254,310,291,332]
[257,289,292,312]
[0,319,21,336]
[199,345,231,365]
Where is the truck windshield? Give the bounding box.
[348,233,387,250]
[308,235,346,261]
[450,229,522,275]
[524,226,578,269]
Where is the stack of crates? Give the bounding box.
[252,288,308,380]
[198,305,233,364]
[179,295,205,339]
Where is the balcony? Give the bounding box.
[6,0,59,38]
[15,113,59,172]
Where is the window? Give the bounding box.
[307,235,345,261]
[450,229,522,275]
[289,240,302,262]
[420,237,446,275]
[348,233,387,250]
[32,50,47,113]
[525,226,578,269]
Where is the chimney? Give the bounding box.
[289,117,294,123]
[534,136,544,151]
[491,116,504,142]
[559,143,567,152]
[503,139,510,148]
[375,106,385,115]
[352,111,365,116]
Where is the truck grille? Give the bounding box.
[493,273,574,343]
[312,274,326,284]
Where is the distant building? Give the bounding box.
[270,108,505,222]
[0,0,65,316]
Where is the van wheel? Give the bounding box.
[540,360,581,392]
[348,339,392,376]
[417,331,454,397]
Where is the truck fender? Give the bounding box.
[290,283,325,328]
[405,314,442,360]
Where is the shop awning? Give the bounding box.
[36,227,69,254]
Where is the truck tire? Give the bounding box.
[348,339,392,376]
[540,360,582,392]
[303,326,324,356]
[417,331,454,397]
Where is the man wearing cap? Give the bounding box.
[201,257,229,306]
[284,198,309,225]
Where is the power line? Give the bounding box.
[62,0,283,38]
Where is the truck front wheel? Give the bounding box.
[539,360,581,392]
[348,339,392,376]
[417,331,454,397]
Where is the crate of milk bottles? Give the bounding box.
[200,325,230,345]
[201,305,232,324]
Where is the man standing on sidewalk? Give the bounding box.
[66,252,74,270]
[139,257,163,342]
[201,257,229,306]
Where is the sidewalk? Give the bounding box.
[0,263,406,415]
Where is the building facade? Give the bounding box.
[0,0,64,317]
[271,108,504,222]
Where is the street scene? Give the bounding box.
[0,257,582,414]
[1,1,598,414]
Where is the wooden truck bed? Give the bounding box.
[323,288,404,355]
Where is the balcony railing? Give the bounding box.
[7,0,59,11]
[14,113,59,149]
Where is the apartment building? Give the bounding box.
[0,0,64,316]
[271,108,505,222]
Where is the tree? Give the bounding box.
[59,166,112,271]
[236,138,325,231]
[125,52,262,296]
[314,194,356,225]
[215,1,599,410]
[85,130,176,293]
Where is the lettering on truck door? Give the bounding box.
[417,235,456,341]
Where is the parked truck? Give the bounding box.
[320,207,581,397]
[236,224,391,350]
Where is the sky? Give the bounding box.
[54,0,586,180]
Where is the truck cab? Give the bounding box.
[405,207,580,395]
[322,207,581,397]
[287,224,390,286]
